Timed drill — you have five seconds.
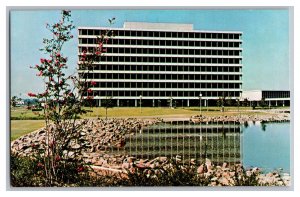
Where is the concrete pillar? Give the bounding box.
[135,99,137,107]
[117,99,120,107]
[99,99,101,107]
[152,99,155,107]
[276,100,278,106]
[187,99,190,107]
[204,99,207,107]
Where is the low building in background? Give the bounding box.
[78,22,243,107]
[242,90,290,107]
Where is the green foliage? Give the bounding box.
[10,153,94,187]
[11,154,42,186]
[11,154,287,187]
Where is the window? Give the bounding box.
[81,29,87,35]
[160,32,166,37]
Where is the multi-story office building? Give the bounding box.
[78,22,243,107]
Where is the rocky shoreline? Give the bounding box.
[190,112,290,124]
[11,115,291,186]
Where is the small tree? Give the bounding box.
[259,97,267,109]
[10,96,18,107]
[102,96,114,120]
[26,10,115,186]
[217,94,226,112]
[226,95,233,107]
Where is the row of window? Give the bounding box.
[93,65,240,73]
[83,90,240,97]
[80,73,241,81]
[79,38,241,48]
[79,29,241,40]
[87,82,241,89]
[262,91,290,98]
[80,55,242,64]
[79,47,241,56]
[81,64,241,72]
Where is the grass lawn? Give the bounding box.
[11,106,288,119]
[10,120,45,141]
[81,106,268,118]
[11,107,44,120]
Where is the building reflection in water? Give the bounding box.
[114,121,243,165]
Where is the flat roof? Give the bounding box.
[78,22,243,34]
[123,22,193,31]
[243,90,290,92]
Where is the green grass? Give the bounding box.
[11,106,289,119]
[10,120,45,141]
[10,107,44,120]
[81,106,269,118]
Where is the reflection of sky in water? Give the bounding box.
[243,122,290,173]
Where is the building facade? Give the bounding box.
[78,22,243,107]
[242,90,290,106]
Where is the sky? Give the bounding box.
[10,8,291,98]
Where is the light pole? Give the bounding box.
[207,99,208,112]
[237,97,240,118]
[140,95,142,113]
[199,93,202,117]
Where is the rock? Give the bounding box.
[94,160,103,166]
[205,158,212,169]
[197,164,204,174]
[219,177,229,186]
[159,157,167,163]
[190,159,196,165]
[122,162,130,169]
[67,151,75,158]
[71,144,81,149]
[127,157,136,163]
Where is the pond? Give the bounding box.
[112,121,290,173]
[242,122,290,173]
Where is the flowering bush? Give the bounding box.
[22,10,115,186]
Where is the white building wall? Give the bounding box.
[242,90,262,101]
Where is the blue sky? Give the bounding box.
[10,9,291,98]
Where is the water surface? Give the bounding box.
[242,122,290,173]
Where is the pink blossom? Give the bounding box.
[55,155,61,162]
[37,71,43,76]
[37,162,44,168]
[77,166,84,173]
[87,89,93,94]
[28,92,37,97]
[90,81,97,86]
[86,96,94,100]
